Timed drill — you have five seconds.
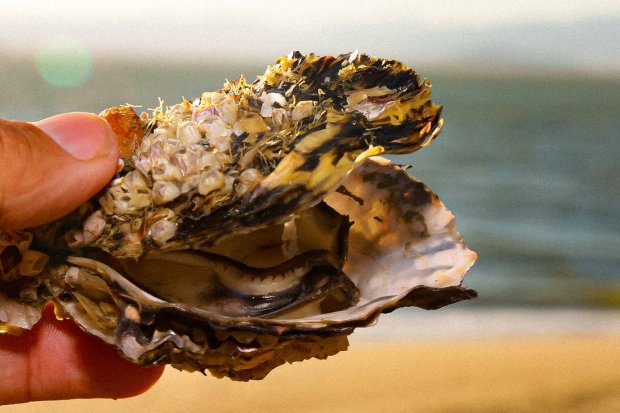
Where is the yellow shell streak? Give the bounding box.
[253,115,385,198]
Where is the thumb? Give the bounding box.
[0,113,118,230]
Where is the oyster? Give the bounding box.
[0,51,476,380]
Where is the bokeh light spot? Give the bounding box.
[37,36,92,88]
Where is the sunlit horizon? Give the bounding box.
[1,0,619,75]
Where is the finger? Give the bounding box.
[0,306,165,405]
[0,113,118,230]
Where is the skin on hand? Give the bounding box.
[0,113,119,229]
[0,306,165,405]
[0,114,165,405]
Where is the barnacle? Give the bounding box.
[0,52,476,380]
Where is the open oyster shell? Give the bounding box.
[0,51,476,380]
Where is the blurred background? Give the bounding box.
[2,1,620,411]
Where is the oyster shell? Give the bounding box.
[0,51,476,380]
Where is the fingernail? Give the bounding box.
[36,113,117,161]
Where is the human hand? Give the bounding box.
[0,113,164,405]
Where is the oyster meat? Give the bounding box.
[0,51,476,380]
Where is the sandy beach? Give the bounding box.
[120,337,620,413]
[5,312,620,413]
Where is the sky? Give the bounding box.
[1,0,620,73]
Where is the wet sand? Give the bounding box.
[6,335,620,413]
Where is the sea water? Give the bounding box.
[1,57,619,307]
